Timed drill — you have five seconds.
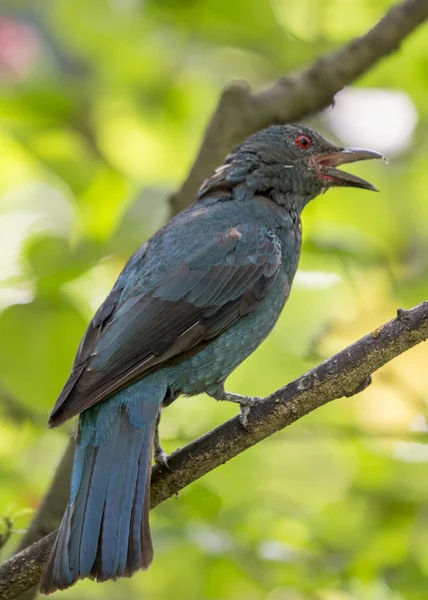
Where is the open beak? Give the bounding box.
[314,147,385,191]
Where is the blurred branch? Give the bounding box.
[0,518,13,553]
[11,439,75,600]
[2,302,428,598]
[170,0,428,214]
[0,383,44,428]
[15,438,74,556]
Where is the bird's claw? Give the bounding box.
[211,387,262,431]
[239,405,252,430]
[237,396,262,430]
[218,391,262,431]
[154,412,169,468]
[154,446,170,468]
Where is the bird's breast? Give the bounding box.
[165,267,293,397]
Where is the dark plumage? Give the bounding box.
[39,124,382,593]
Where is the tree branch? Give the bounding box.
[2,303,428,598]
[170,0,428,214]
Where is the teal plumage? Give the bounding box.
[39,124,381,593]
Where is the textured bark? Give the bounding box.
[2,303,428,598]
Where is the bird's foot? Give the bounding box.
[214,389,262,430]
[154,413,169,468]
[154,443,169,468]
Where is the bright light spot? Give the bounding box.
[95,101,170,182]
[258,540,298,563]
[0,287,33,311]
[0,183,74,283]
[395,414,428,462]
[395,442,428,463]
[1,182,75,237]
[324,88,418,156]
[187,523,233,554]
[410,413,428,432]
[0,212,39,280]
[0,182,74,310]
[295,271,341,289]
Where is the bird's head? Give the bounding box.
[197,124,384,212]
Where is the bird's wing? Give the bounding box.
[49,224,282,427]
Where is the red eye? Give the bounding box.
[296,135,311,149]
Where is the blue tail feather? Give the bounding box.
[100,422,148,579]
[39,379,164,594]
[79,422,121,577]
[114,425,146,577]
[127,433,153,574]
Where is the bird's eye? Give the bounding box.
[296,135,311,149]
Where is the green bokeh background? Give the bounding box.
[1,1,428,599]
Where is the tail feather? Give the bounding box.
[78,423,120,577]
[48,505,73,588]
[115,426,148,577]
[68,445,99,579]
[127,436,154,574]
[97,421,147,579]
[39,401,159,594]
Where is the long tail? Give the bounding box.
[40,398,160,594]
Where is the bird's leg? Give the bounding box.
[210,385,262,429]
[153,410,169,468]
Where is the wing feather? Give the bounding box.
[48,225,282,427]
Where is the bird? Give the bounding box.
[39,124,383,593]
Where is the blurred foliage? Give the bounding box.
[1,1,428,599]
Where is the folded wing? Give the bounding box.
[49,224,282,427]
